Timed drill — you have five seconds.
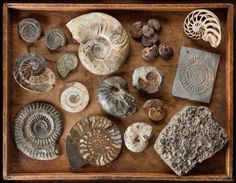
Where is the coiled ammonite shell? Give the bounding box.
[44,29,67,50]
[59,82,89,113]
[97,76,137,118]
[56,53,78,78]
[18,18,42,43]
[13,53,56,93]
[132,66,164,94]
[66,116,122,170]
[66,12,129,75]
[184,9,221,48]
[13,102,63,160]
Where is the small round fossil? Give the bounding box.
[60,82,89,113]
[130,21,143,40]
[44,28,67,50]
[66,116,122,170]
[142,44,159,61]
[141,33,160,47]
[124,122,153,153]
[159,43,173,60]
[143,99,166,121]
[56,53,78,78]
[142,25,155,37]
[18,18,42,43]
[13,101,63,160]
[97,76,137,118]
[132,66,164,94]
[147,18,161,32]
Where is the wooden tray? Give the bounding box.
[3,3,234,181]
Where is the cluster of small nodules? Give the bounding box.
[130,19,173,62]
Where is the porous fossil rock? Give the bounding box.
[154,106,228,176]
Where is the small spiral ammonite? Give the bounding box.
[18,18,42,43]
[13,102,63,160]
[66,116,122,169]
[44,29,67,50]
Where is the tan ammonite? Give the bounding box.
[66,12,129,75]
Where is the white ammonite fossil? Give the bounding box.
[183,9,221,48]
[13,102,63,160]
[13,53,56,93]
[66,116,122,170]
[66,12,129,75]
[59,82,89,113]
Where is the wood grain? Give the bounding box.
[2,3,234,181]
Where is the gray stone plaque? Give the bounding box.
[172,47,220,103]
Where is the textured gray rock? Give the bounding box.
[154,106,228,176]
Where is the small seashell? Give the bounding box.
[158,43,173,60]
[184,9,221,48]
[143,99,166,122]
[56,53,78,78]
[132,66,164,94]
[124,122,153,153]
[66,12,129,75]
[18,18,42,43]
[142,44,159,61]
[66,116,122,170]
[142,25,155,37]
[59,82,89,113]
[44,28,67,50]
[147,18,161,32]
[130,21,143,40]
[97,76,137,118]
[13,53,56,93]
[141,33,160,47]
[13,101,63,160]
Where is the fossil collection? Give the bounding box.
[12,9,227,176]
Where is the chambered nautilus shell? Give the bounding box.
[13,102,63,160]
[66,116,122,170]
[97,76,137,118]
[66,12,129,75]
[184,9,221,48]
[13,53,56,93]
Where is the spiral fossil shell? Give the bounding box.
[59,82,89,113]
[44,29,67,50]
[66,12,129,75]
[13,102,63,160]
[97,76,137,118]
[18,18,42,43]
[184,9,221,48]
[13,53,56,93]
[66,116,122,170]
[56,53,78,78]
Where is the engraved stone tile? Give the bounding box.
[154,106,228,176]
[172,47,220,103]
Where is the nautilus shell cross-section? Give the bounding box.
[66,12,129,75]
[172,47,220,103]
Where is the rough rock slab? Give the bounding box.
[154,106,228,176]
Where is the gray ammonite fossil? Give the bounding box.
[66,12,129,75]
[13,102,63,160]
[97,76,137,118]
[13,52,56,93]
[66,116,122,170]
[44,28,67,50]
[18,18,42,43]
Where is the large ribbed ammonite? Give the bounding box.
[18,18,42,43]
[13,102,63,160]
[13,52,56,93]
[66,116,122,170]
[44,28,67,50]
[59,82,89,113]
[66,12,129,75]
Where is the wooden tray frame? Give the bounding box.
[2,3,234,181]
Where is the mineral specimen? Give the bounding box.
[154,106,228,176]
